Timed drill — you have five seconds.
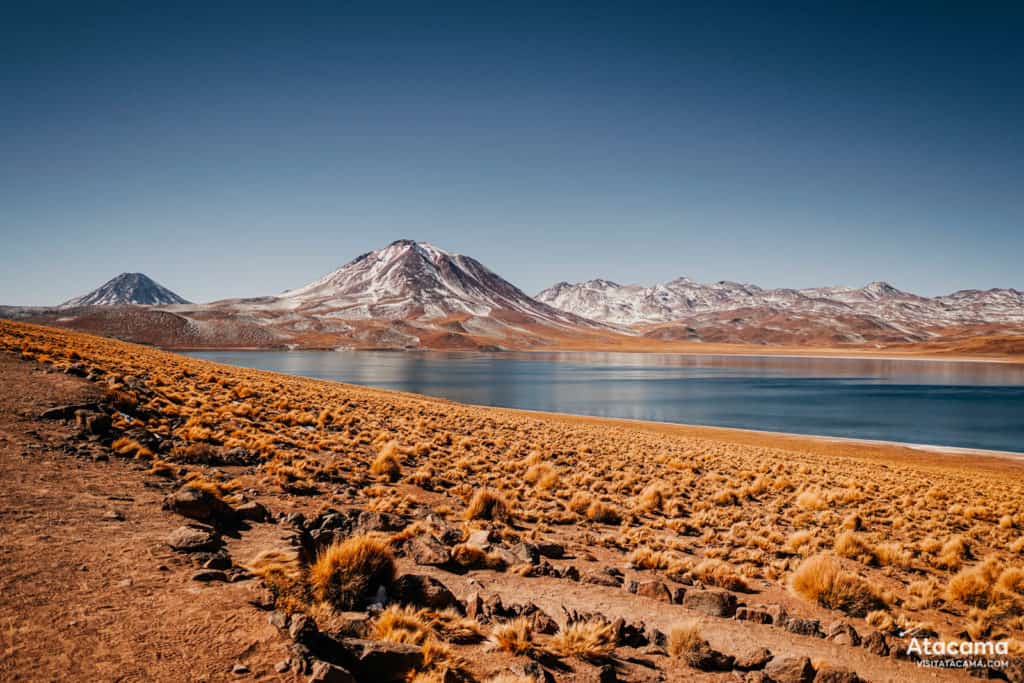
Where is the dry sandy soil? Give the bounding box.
[1,320,1022,682]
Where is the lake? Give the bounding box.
[183,351,1024,453]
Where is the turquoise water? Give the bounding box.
[184,351,1024,454]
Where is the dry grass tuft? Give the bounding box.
[308,535,396,609]
[370,440,402,481]
[464,489,513,523]
[548,620,616,660]
[790,552,886,617]
[488,618,533,655]
[667,619,710,666]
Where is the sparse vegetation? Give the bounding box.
[308,535,396,609]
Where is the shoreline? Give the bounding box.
[175,348,1024,464]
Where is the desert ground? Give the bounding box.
[1,319,1023,682]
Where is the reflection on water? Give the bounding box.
[183,351,1024,453]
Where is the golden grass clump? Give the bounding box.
[371,440,403,481]
[692,558,750,592]
[790,552,886,617]
[309,535,396,609]
[548,620,617,660]
[666,619,709,666]
[585,500,622,524]
[464,489,513,523]
[488,618,533,655]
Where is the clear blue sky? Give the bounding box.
[2,1,1022,305]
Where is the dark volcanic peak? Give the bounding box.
[60,273,190,308]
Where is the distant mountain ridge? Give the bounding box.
[536,277,1024,328]
[61,273,190,307]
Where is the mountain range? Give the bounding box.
[2,239,1022,354]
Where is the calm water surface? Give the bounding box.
[183,351,1024,453]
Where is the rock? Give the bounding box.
[289,614,319,646]
[537,542,565,559]
[275,659,290,673]
[785,618,825,638]
[583,567,624,587]
[465,529,492,549]
[764,656,816,683]
[826,621,861,647]
[324,613,371,640]
[861,631,889,656]
[764,604,790,627]
[192,570,229,582]
[683,589,737,617]
[735,647,773,671]
[355,511,406,533]
[103,508,126,521]
[308,660,356,683]
[692,649,736,671]
[167,525,219,552]
[203,553,232,570]
[338,638,423,682]
[163,486,236,526]
[628,579,673,602]
[236,501,269,522]
[391,574,459,610]
[611,617,649,647]
[76,411,111,436]
[407,535,450,566]
[671,587,687,604]
[269,610,290,632]
[736,607,773,624]
[814,666,861,683]
[599,663,618,682]
[41,402,99,420]
[510,542,540,565]
[232,663,250,675]
[464,591,484,620]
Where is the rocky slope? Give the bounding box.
[61,272,190,307]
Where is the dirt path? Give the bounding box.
[0,355,282,682]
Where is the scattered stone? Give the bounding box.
[785,618,825,639]
[76,410,111,436]
[682,589,737,618]
[269,611,290,632]
[289,614,319,646]
[324,613,371,640]
[103,508,125,521]
[734,647,773,671]
[407,535,450,566]
[510,542,540,565]
[391,574,460,610]
[274,659,290,674]
[203,553,232,570]
[763,656,816,683]
[627,579,673,602]
[464,591,484,620]
[814,666,861,683]
[465,529,492,549]
[583,567,624,587]
[354,510,406,533]
[536,542,565,559]
[692,649,736,671]
[163,486,236,526]
[308,660,356,683]
[232,663,250,675]
[40,402,99,420]
[611,617,649,647]
[235,501,269,522]
[826,621,861,647]
[167,525,219,552]
[338,639,423,682]
[599,662,618,682]
[764,604,790,627]
[736,607,773,624]
[861,630,889,657]
[192,570,229,582]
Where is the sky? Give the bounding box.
[1,1,1022,305]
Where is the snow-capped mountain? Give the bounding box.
[537,277,1024,327]
[60,273,190,307]
[277,239,598,329]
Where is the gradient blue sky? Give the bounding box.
[2,1,1022,305]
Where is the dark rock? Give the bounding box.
[599,663,618,682]
[764,656,816,683]
[236,501,269,522]
[355,511,406,533]
[324,613,371,640]
[692,649,736,672]
[814,666,861,683]
[537,542,565,559]
[76,411,111,436]
[559,565,581,581]
[289,614,319,646]
[464,591,484,620]
[103,508,126,521]
[167,525,219,552]
[736,607,773,624]
[41,402,99,420]
[735,647,773,671]
[163,486,236,526]
[764,604,790,627]
[231,663,249,675]
[683,589,737,618]
[391,574,459,610]
[406,535,450,566]
[308,660,356,683]
[826,621,861,647]
[192,569,229,582]
[861,631,889,656]
[611,617,649,648]
[338,638,423,682]
[203,553,232,570]
[785,618,825,638]
[583,567,624,587]
[671,587,687,604]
